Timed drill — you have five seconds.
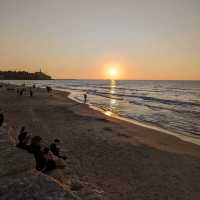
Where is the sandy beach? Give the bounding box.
[1,84,200,200]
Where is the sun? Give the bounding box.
[109,67,118,77]
[106,65,120,79]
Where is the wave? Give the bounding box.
[132,95,200,107]
[87,90,200,107]
[129,100,200,116]
[89,85,164,93]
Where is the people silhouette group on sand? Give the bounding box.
[16,126,67,173]
[16,84,53,97]
[1,84,69,173]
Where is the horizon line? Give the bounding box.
[53,78,200,81]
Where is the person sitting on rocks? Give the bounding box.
[16,126,31,151]
[43,147,54,161]
[31,136,56,173]
[50,139,67,160]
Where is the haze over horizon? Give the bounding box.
[0,0,200,80]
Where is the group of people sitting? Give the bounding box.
[16,126,67,173]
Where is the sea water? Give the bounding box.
[3,80,200,138]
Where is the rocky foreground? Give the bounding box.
[0,126,78,200]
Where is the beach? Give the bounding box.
[1,84,200,200]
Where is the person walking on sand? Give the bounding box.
[84,93,87,104]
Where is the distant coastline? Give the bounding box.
[0,70,51,80]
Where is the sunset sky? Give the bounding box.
[0,0,199,80]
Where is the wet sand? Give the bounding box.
[1,84,200,200]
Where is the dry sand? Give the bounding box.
[1,84,200,200]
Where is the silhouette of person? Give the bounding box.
[30,89,33,97]
[0,113,4,127]
[31,136,56,172]
[50,139,67,160]
[43,147,54,161]
[84,93,87,104]
[19,90,23,96]
[16,126,31,150]
[46,86,52,93]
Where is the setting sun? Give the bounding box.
[105,64,122,80]
[109,67,118,77]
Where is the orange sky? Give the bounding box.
[0,0,200,80]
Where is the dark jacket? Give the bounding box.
[31,144,47,171]
[50,143,59,156]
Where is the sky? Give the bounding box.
[0,0,199,80]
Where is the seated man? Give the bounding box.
[31,136,56,173]
[16,126,31,151]
[50,139,67,160]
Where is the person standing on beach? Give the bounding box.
[46,86,52,93]
[19,89,23,96]
[30,89,33,97]
[84,93,87,104]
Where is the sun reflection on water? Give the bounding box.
[110,79,116,94]
[103,80,119,116]
[110,80,117,112]
[104,111,112,116]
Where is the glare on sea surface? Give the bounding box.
[104,111,112,116]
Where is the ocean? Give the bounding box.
[3,80,200,138]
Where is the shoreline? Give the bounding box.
[2,80,200,145]
[2,80,200,146]
[64,89,200,146]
